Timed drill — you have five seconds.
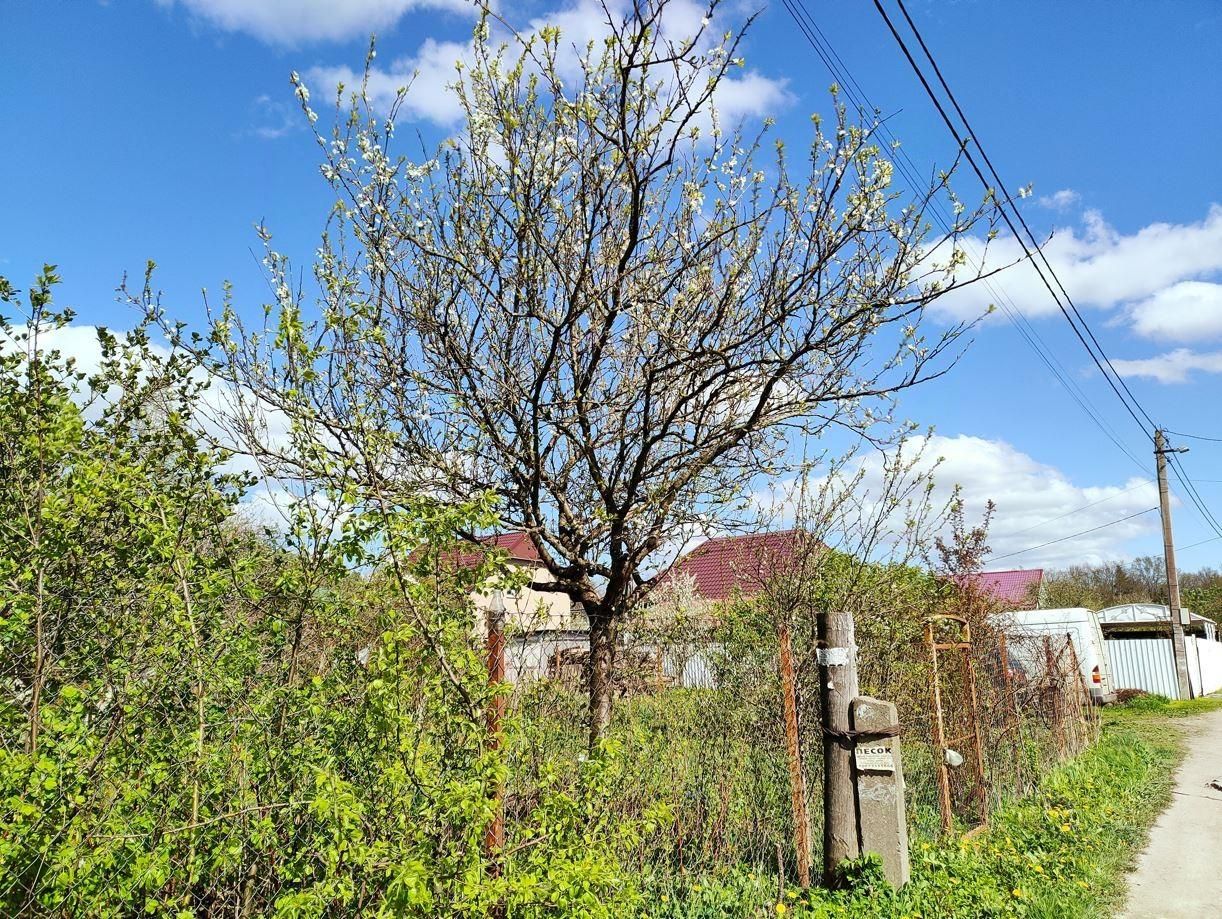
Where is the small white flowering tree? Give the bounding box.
[204,0,1001,747]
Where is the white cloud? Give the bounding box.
[1111,348,1222,385]
[1038,188,1079,210]
[1127,280,1222,342]
[798,435,1161,568]
[756,434,1161,568]
[157,0,476,46]
[918,435,1159,567]
[250,93,301,139]
[307,37,471,126]
[3,323,303,521]
[934,205,1222,324]
[305,0,791,130]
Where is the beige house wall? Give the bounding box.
[472,564,583,634]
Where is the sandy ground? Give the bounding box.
[1123,706,1222,918]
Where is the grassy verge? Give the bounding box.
[640,697,1213,917]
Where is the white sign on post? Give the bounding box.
[854,744,896,773]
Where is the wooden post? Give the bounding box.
[485,591,507,896]
[1042,636,1065,758]
[818,607,860,883]
[778,621,812,888]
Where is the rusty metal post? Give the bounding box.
[1063,636,1097,750]
[1042,636,1065,759]
[925,620,953,834]
[778,620,812,888]
[960,624,989,826]
[485,591,507,890]
[997,632,1025,791]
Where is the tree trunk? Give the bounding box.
[587,609,619,750]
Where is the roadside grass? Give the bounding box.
[641,698,1196,917]
[1106,691,1222,719]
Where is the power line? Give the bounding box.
[779,0,1149,474]
[785,1,1222,548]
[885,0,1160,441]
[987,507,1159,563]
[1165,430,1222,444]
[1167,452,1222,541]
[991,480,1155,541]
[1179,535,1222,552]
[867,0,1222,551]
[870,0,1159,448]
[889,0,1153,435]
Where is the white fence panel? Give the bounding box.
[1191,636,1222,695]
[1105,638,1182,698]
[662,647,718,689]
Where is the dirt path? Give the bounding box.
[1123,706,1222,918]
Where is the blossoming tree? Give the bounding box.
[205,0,1001,746]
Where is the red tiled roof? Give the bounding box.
[660,530,807,601]
[962,568,1043,607]
[450,532,542,569]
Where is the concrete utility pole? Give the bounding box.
[817,607,860,884]
[1155,429,1194,700]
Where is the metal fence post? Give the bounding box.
[925,620,953,834]
[961,628,988,826]
[485,591,507,899]
[997,632,1025,792]
[778,620,812,888]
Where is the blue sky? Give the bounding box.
[4,0,1222,570]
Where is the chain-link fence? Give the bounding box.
[501,606,1104,884]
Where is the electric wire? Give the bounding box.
[1179,535,1222,552]
[891,0,1161,437]
[990,480,1155,541]
[871,0,1157,443]
[785,0,1222,551]
[779,0,1149,473]
[1165,430,1222,444]
[1167,452,1222,540]
[869,0,1222,550]
[986,507,1159,563]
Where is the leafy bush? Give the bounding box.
[0,269,641,916]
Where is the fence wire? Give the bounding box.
[1,582,1107,914]
[504,609,1105,883]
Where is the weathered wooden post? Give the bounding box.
[818,608,860,883]
[851,696,910,888]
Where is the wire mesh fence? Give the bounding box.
[502,609,1104,882]
[1,576,1105,914]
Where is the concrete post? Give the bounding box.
[851,696,910,888]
